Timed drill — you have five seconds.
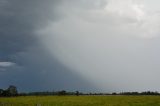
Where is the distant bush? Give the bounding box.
[58,90,67,95]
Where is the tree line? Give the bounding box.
[1,85,160,97]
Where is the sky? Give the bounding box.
[1,0,160,93]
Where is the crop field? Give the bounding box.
[0,95,160,106]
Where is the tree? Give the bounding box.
[7,85,18,96]
[75,91,79,96]
[58,90,66,95]
[0,89,3,96]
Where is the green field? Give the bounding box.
[0,96,160,106]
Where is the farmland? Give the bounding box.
[0,95,160,106]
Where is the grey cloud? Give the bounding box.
[1,0,160,93]
[0,0,58,55]
[37,0,160,92]
[0,0,98,92]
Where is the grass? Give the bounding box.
[0,95,160,106]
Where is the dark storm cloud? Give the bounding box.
[0,0,61,64]
[0,0,97,92]
[0,0,60,57]
[3,0,160,93]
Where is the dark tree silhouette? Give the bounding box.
[58,90,66,95]
[75,91,79,96]
[0,85,18,96]
[7,85,18,96]
[0,89,3,96]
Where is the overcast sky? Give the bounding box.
[1,0,160,93]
